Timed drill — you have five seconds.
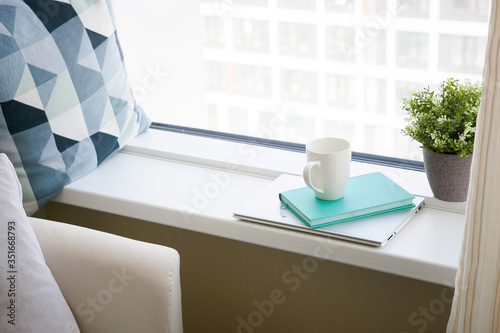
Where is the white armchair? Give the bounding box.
[29,217,183,333]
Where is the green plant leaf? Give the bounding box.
[401,78,481,156]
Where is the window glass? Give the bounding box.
[233,18,270,53]
[113,0,489,161]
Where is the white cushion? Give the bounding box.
[0,153,79,332]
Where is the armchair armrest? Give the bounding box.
[29,217,183,333]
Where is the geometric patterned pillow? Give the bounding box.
[0,0,150,215]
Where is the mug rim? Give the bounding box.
[306,137,350,155]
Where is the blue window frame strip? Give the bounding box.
[151,123,425,172]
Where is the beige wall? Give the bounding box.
[44,202,452,333]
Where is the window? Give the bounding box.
[113,0,489,162]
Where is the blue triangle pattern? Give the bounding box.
[53,133,79,153]
[51,16,84,66]
[60,141,80,171]
[0,5,16,35]
[94,37,109,71]
[86,28,107,50]
[110,96,128,131]
[0,33,19,59]
[0,49,25,102]
[36,76,57,108]
[90,131,119,165]
[24,0,77,33]
[1,100,47,134]
[77,29,101,71]
[39,134,66,172]
[80,87,108,134]
[24,162,71,205]
[11,122,52,167]
[27,64,57,87]
[69,63,105,103]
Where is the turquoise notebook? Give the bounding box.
[279,172,415,228]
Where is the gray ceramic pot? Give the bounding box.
[422,149,473,202]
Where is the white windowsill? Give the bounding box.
[51,128,466,287]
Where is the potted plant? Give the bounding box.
[402,78,482,202]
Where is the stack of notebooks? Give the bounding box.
[233,172,425,247]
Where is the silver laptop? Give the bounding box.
[233,174,425,247]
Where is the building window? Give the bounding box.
[114,0,489,162]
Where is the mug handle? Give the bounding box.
[303,161,324,194]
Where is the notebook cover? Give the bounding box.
[279,172,415,228]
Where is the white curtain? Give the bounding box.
[447,0,500,331]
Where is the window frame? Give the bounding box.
[151,123,425,171]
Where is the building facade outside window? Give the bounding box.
[114,0,489,162]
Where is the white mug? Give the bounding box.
[303,137,351,201]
